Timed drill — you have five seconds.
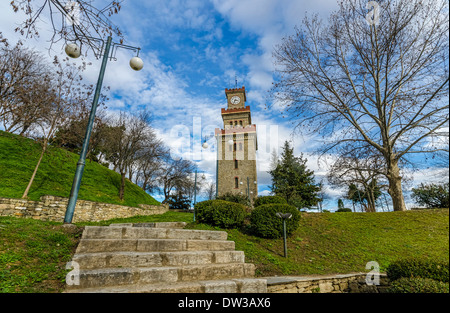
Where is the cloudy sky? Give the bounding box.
[1,0,447,209]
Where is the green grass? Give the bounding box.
[0,216,83,293]
[188,209,449,277]
[0,211,190,293]
[0,131,159,207]
[1,209,448,292]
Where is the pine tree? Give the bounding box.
[269,141,321,209]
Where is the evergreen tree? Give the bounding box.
[269,141,321,209]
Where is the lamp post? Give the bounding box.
[63,36,143,224]
[276,212,292,257]
[193,141,208,222]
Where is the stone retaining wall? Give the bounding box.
[266,273,390,293]
[0,195,168,223]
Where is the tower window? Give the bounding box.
[234,143,237,151]
[235,177,239,189]
[235,159,238,169]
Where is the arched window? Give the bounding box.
[234,159,238,169]
[239,143,243,151]
[234,177,239,189]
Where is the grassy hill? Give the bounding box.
[222,209,449,276]
[0,131,159,207]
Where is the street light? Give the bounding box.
[65,43,81,58]
[63,36,143,224]
[130,56,144,71]
[276,212,292,257]
[193,141,209,222]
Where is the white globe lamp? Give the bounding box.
[130,56,144,71]
[65,43,81,58]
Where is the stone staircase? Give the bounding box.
[65,222,267,293]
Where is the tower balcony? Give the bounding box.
[221,106,250,115]
[215,124,257,136]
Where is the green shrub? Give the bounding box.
[389,277,449,293]
[194,200,246,228]
[386,259,449,283]
[165,194,191,210]
[194,200,215,224]
[254,196,287,207]
[336,208,352,212]
[250,204,300,238]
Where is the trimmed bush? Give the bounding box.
[336,208,352,212]
[254,196,287,207]
[194,200,215,224]
[250,204,300,238]
[386,259,449,283]
[194,200,246,228]
[389,277,449,293]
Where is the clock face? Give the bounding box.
[230,96,241,105]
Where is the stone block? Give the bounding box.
[318,281,334,293]
[203,280,237,293]
[233,278,267,293]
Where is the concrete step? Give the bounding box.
[66,263,256,290]
[82,226,228,241]
[65,278,268,293]
[109,222,187,229]
[76,238,235,254]
[72,250,246,269]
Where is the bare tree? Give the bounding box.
[0,43,50,134]
[104,110,157,200]
[203,181,217,200]
[272,0,449,211]
[157,157,197,203]
[9,0,123,54]
[328,145,386,212]
[22,56,91,198]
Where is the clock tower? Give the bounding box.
[215,86,258,201]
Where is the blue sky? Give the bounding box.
[0,0,447,210]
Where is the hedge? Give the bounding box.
[389,277,449,293]
[194,200,246,228]
[250,203,300,238]
[254,196,287,207]
[386,259,449,283]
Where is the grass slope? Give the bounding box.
[0,212,188,293]
[0,131,159,207]
[189,209,449,276]
[0,209,448,292]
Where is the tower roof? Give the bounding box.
[225,86,246,101]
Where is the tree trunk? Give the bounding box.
[386,160,407,211]
[22,139,47,198]
[119,172,126,200]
